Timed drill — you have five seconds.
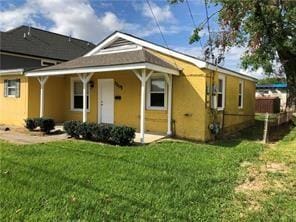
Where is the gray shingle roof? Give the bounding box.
[29,48,179,73]
[0,26,95,61]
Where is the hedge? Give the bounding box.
[63,121,135,146]
[24,117,55,134]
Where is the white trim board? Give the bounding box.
[25,62,179,76]
[84,31,257,82]
[0,68,24,76]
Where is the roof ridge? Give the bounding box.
[4,25,94,45]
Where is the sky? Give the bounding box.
[0,0,264,78]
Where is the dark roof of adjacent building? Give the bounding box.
[256,83,287,89]
[0,26,96,61]
[29,48,179,73]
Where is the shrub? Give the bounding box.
[63,120,81,138]
[24,118,37,131]
[39,118,55,134]
[110,125,135,146]
[33,117,42,127]
[77,122,94,140]
[92,123,113,142]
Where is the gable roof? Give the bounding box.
[85,31,257,82]
[0,26,95,61]
[26,48,179,76]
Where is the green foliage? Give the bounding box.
[110,125,136,146]
[39,118,55,134]
[24,117,55,134]
[76,122,94,140]
[257,77,286,85]
[63,121,135,146]
[63,120,82,138]
[170,0,296,104]
[92,123,113,142]
[24,118,37,131]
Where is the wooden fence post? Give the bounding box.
[263,112,269,144]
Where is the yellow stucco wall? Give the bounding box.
[0,75,28,126]
[27,76,66,122]
[204,70,256,140]
[148,50,208,140]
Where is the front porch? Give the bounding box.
[26,48,179,143]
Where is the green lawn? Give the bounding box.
[0,127,295,221]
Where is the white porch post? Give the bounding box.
[164,74,173,135]
[167,74,172,135]
[78,73,94,122]
[139,70,146,143]
[133,69,153,143]
[37,76,48,118]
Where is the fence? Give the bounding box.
[261,111,294,143]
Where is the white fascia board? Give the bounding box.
[84,32,206,67]
[25,63,179,77]
[84,32,255,81]
[0,68,24,76]
[204,64,257,82]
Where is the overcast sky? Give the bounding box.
[0,0,264,78]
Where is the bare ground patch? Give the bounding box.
[235,159,290,215]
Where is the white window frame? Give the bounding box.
[146,75,167,110]
[70,77,90,112]
[238,80,244,109]
[5,79,19,97]
[217,75,225,110]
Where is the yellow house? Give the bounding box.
[0,31,257,142]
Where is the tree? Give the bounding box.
[257,77,286,85]
[169,0,296,106]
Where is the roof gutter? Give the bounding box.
[202,63,258,82]
[25,62,180,77]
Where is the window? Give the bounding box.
[71,79,90,111]
[4,79,20,97]
[217,75,225,109]
[238,80,244,108]
[147,78,166,109]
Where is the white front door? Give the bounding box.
[98,79,114,124]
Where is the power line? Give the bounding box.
[145,0,170,50]
[145,0,179,68]
[204,0,214,63]
[185,0,203,48]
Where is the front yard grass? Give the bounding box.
[0,126,295,221]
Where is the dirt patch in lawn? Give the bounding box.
[235,159,290,213]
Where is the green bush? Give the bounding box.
[39,118,55,134]
[77,122,94,140]
[110,125,136,146]
[24,118,37,131]
[33,117,42,127]
[92,123,113,142]
[63,121,135,145]
[63,120,81,138]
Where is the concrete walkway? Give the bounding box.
[134,132,167,144]
[0,128,68,145]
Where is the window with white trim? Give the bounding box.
[147,78,166,110]
[217,76,225,109]
[238,80,244,108]
[4,79,20,97]
[71,79,90,111]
